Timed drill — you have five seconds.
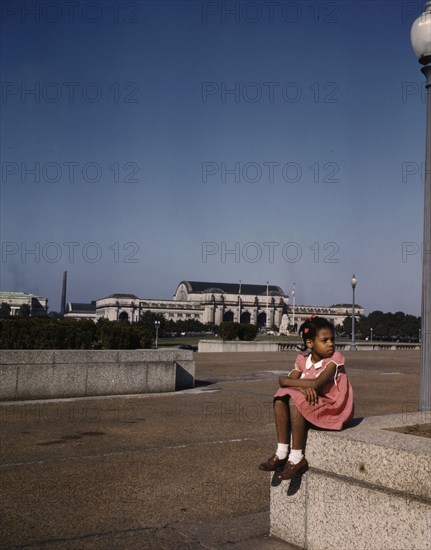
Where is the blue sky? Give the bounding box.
[1,0,429,314]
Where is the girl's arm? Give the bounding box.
[279,362,337,391]
[288,369,302,380]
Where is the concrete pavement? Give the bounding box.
[0,350,420,549]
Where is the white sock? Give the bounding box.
[288,449,303,464]
[276,443,289,460]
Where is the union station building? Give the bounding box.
[79,280,363,327]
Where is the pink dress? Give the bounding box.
[273,351,354,430]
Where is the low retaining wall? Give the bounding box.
[198,340,279,352]
[0,349,195,401]
[270,412,431,550]
[199,340,420,352]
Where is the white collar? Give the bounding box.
[305,354,324,370]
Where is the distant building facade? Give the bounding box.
[292,304,364,328]
[0,291,48,316]
[95,281,288,327]
[64,301,96,321]
[90,281,364,327]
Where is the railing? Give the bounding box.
[277,342,420,351]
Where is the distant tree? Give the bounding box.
[138,310,165,333]
[219,322,258,341]
[342,310,421,340]
[0,303,11,318]
[342,316,352,334]
[219,321,239,341]
[48,311,62,319]
[17,304,31,317]
[238,323,258,341]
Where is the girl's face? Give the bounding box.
[307,328,335,361]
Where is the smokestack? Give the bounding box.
[60,271,67,317]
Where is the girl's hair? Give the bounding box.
[298,315,335,352]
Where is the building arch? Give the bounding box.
[240,311,251,324]
[119,311,129,322]
[223,310,234,322]
[257,312,266,327]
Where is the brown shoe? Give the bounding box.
[277,457,309,480]
[258,454,288,471]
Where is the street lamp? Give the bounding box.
[266,281,270,329]
[351,274,357,351]
[292,282,296,332]
[411,1,431,411]
[155,320,160,349]
[370,328,373,344]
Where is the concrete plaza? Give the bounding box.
[0,349,421,549]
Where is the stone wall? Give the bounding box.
[198,340,280,352]
[199,340,421,352]
[270,412,431,550]
[0,349,195,401]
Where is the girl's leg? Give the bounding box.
[274,397,290,444]
[277,401,309,479]
[258,397,290,470]
[289,400,306,451]
[278,399,308,479]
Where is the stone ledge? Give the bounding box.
[198,340,279,352]
[270,413,431,550]
[0,350,195,401]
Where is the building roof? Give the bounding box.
[102,294,139,300]
[331,303,364,309]
[0,291,36,298]
[177,281,286,297]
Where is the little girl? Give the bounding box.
[259,315,354,480]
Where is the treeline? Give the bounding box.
[0,317,154,350]
[218,321,258,341]
[137,310,212,336]
[139,313,258,341]
[0,310,216,350]
[341,310,421,341]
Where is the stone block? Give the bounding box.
[0,365,18,400]
[175,361,195,390]
[86,362,149,396]
[147,363,175,393]
[0,350,54,365]
[53,350,118,364]
[16,363,87,400]
[270,473,307,548]
[0,350,195,401]
[270,413,431,550]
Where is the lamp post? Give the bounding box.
[155,320,160,349]
[238,279,242,323]
[411,1,431,411]
[292,282,296,332]
[351,274,357,351]
[370,328,373,344]
[266,281,270,329]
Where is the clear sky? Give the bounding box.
[1,0,429,314]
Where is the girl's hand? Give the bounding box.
[300,387,318,405]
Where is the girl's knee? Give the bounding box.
[274,397,289,407]
[289,401,304,421]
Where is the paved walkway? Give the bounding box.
[0,350,420,549]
